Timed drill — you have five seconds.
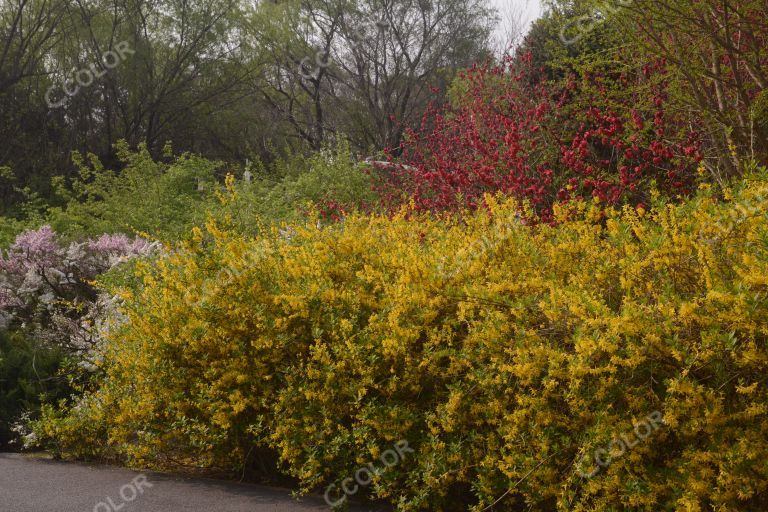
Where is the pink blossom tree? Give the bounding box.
[0,226,157,360]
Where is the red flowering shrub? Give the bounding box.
[377,53,704,219]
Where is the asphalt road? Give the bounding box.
[0,453,388,512]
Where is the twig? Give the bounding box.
[482,451,560,511]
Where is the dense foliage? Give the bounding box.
[46,142,220,241]
[0,139,377,450]
[3,0,768,510]
[214,139,379,229]
[31,175,768,510]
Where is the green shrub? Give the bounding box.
[47,141,219,241]
[46,139,377,241]
[0,216,24,249]
[0,330,68,449]
[212,138,378,234]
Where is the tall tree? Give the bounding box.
[0,0,69,93]
[252,0,497,152]
[0,0,72,211]
[50,0,257,157]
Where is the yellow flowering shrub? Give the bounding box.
[34,175,768,511]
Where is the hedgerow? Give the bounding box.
[32,174,768,511]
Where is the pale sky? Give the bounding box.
[491,0,543,50]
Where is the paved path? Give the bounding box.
[0,453,387,512]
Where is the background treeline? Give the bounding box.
[0,0,496,218]
[4,0,767,228]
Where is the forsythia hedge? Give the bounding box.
[34,176,768,511]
